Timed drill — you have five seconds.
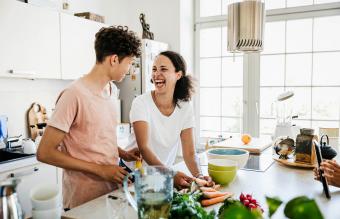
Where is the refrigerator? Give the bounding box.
[115,39,168,123]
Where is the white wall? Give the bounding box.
[105,0,194,75]
[0,79,70,139]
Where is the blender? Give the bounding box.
[273,91,300,140]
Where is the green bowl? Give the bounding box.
[208,159,237,171]
[208,168,236,185]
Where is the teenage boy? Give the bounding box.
[37,26,141,208]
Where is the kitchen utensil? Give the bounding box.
[273,137,295,159]
[0,178,24,219]
[207,137,272,154]
[123,166,174,219]
[295,128,317,164]
[208,159,237,171]
[27,103,48,140]
[30,184,61,211]
[273,91,300,140]
[320,135,337,160]
[206,148,249,169]
[314,140,331,199]
[273,157,315,169]
[22,138,37,154]
[31,205,62,219]
[208,168,236,185]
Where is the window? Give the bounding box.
[198,26,243,138]
[196,0,340,144]
[260,15,340,136]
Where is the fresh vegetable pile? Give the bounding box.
[168,177,324,219]
[169,191,215,219]
[218,195,324,219]
[169,178,233,219]
[218,194,263,219]
[239,193,263,213]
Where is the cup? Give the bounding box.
[123,166,174,219]
[32,205,62,219]
[30,184,61,211]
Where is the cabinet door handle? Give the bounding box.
[10,167,39,178]
[8,69,37,75]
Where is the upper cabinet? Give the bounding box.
[0,0,60,79]
[60,13,106,80]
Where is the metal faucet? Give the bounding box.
[4,135,22,151]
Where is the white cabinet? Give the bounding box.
[0,163,58,217]
[60,13,106,80]
[0,0,60,79]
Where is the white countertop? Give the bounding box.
[64,152,340,219]
[0,156,38,173]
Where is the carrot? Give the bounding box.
[194,177,208,187]
[201,193,233,207]
[206,180,215,187]
[200,187,217,192]
[202,191,232,199]
[213,184,221,190]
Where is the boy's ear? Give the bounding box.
[110,55,119,66]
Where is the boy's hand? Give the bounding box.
[120,147,141,162]
[98,164,128,184]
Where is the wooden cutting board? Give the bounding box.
[273,157,316,169]
[27,102,48,140]
[209,137,273,154]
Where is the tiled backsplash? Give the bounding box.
[0,78,71,145]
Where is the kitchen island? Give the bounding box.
[64,151,340,219]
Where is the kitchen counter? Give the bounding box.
[64,152,340,219]
[0,155,38,173]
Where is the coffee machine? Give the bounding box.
[273,91,300,140]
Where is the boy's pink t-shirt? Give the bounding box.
[48,78,119,208]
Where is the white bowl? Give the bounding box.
[30,184,61,211]
[207,148,249,169]
[32,205,62,219]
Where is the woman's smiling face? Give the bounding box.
[152,55,182,94]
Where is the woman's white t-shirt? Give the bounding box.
[129,91,195,166]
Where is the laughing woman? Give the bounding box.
[129,50,213,188]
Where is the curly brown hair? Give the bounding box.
[95,26,141,63]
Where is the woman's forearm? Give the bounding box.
[133,121,164,166]
[139,146,163,166]
[183,153,201,177]
[181,128,201,177]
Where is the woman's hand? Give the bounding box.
[120,147,141,162]
[174,171,193,189]
[314,160,340,188]
[97,164,128,184]
[197,175,215,187]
